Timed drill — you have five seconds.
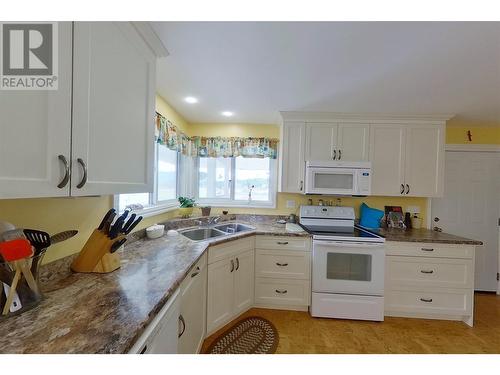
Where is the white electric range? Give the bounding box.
[299,205,386,321]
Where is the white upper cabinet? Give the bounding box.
[404,125,444,197]
[71,22,155,196]
[0,23,73,199]
[0,22,157,199]
[304,122,369,162]
[305,123,337,161]
[279,121,306,193]
[370,123,445,197]
[280,112,449,197]
[337,123,370,162]
[369,124,406,196]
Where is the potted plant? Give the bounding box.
[178,197,196,218]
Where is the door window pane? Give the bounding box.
[326,253,372,281]
[198,157,231,199]
[234,157,270,201]
[157,145,177,202]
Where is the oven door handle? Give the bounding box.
[313,240,385,248]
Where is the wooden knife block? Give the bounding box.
[71,229,124,274]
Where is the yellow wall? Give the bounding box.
[156,94,191,134]
[189,123,279,138]
[446,119,500,144]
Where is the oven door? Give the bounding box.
[312,240,385,296]
[305,167,357,195]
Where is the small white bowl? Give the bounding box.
[146,224,165,239]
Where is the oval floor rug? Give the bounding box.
[204,316,279,354]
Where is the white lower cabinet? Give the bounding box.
[129,289,180,354]
[206,237,255,335]
[385,241,476,326]
[178,253,207,354]
[254,236,311,311]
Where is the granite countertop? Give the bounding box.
[0,215,309,354]
[376,227,483,245]
[0,214,481,353]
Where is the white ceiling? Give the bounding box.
[152,22,500,125]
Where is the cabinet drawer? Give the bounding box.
[255,278,310,307]
[208,236,255,264]
[256,250,310,280]
[386,256,473,289]
[385,288,473,316]
[255,236,311,251]
[385,242,474,259]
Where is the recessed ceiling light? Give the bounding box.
[221,111,234,117]
[184,96,198,104]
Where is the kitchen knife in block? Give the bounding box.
[71,229,125,273]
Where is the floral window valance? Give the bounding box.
[155,112,279,159]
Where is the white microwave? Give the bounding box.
[305,161,372,196]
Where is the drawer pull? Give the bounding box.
[420,270,434,274]
[420,298,433,303]
[277,241,289,245]
[421,248,434,252]
[275,289,288,294]
[276,262,289,267]
[191,266,200,278]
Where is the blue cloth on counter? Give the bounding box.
[359,203,384,229]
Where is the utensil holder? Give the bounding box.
[0,252,44,319]
[71,229,123,274]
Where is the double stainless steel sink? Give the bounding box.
[179,223,254,242]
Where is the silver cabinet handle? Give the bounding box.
[338,149,342,160]
[420,270,434,274]
[333,149,337,160]
[276,262,288,267]
[230,259,235,272]
[405,184,410,195]
[76,158,87,189]
[57,155,70,188]
[299,180,303,191]
[277,241,289,245]
[235,257,239,271]
[420,298,433,303]
[275,289,288,294]
[400,184,405,194]
[191,266,200,278]
[421,248,434,252]
[178,314,186,338]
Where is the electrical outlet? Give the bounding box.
[406,206,421,214]
[286,200,296,208]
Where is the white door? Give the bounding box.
[369,124,406,196]
[279,121,306,193]
[179,259,207,354]
[0,22,72,199]
[233,249,255,315]
[404,124,445,197]
[337,123,370,161]
[432,150,500,292]
[71,22,155,196]
[305,123,338,161]
[206,258,234,334]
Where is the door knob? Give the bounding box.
[433,226,443,232]
[434,217,440,222]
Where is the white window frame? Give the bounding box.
[114,144,180,217]
[194,156,277,209]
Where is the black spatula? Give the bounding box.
[23,229,51,257]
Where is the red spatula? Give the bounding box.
[0,239,38,315]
